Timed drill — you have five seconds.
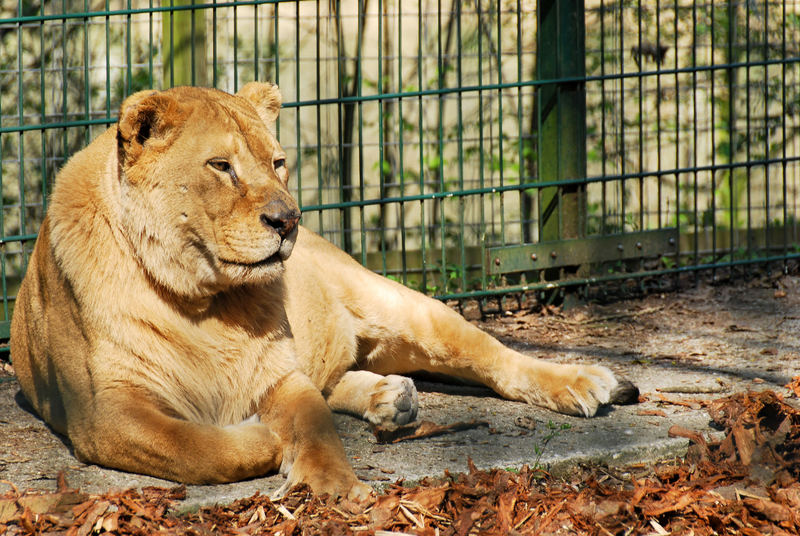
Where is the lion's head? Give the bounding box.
[114,83,299,299]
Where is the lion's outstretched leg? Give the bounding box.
[286,228,617,418]
[355,281,618,417]
[325,370,418,427]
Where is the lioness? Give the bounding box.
[11,83,619,500]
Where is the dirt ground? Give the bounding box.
[1,271,799,534]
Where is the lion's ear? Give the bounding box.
[237,82,282,130]
[117,90,182,169]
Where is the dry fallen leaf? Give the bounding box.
[371,419,489,443]
[637,409,667,417]
[514,415,537,430]
[785,376,800,398]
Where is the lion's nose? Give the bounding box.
[260,199,300,238]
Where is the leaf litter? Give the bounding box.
[1,379,799,535]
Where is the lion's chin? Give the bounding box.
[219,233,296,269]
[216,252,286,287]
[216,228,297,285]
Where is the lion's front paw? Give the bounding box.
[547,364,618,417]
[345,480,373,502]
[363,374,418,428]
[300,471,373,502]
[273,454,373,501]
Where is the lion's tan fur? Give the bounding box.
[12,84,617,498]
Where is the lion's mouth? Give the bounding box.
[219,251,282,268]
[218,229,297,270]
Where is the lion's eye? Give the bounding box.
[208,159,239,187]
[274,158,286,170]
[208,159,232,173]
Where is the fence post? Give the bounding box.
[162,0,208,87]
[536,0,587,242]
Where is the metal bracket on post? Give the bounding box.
[487,229,679,276]
[537,0,587,243]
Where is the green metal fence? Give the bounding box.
[1,1,799,341]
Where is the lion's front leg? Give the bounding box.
[260,370,372,500]
[71,387,283,484]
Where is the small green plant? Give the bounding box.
[607,260,625,274]
[441,262,463,293]
[718,246,749,264]
[532,420,572,470]
[660,255,676,269]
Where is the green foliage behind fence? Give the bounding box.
[0,1,799,339]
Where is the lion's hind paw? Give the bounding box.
[364,374,419,428]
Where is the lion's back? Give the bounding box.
[11,218,88,435]
[11,129,119,435]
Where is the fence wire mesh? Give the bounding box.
[0,1,799,338]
